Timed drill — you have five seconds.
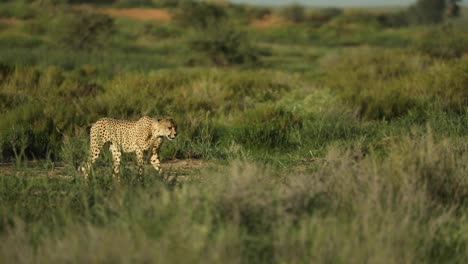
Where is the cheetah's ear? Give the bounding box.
[157,118,162,122]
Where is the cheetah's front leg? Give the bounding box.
[150,137,163,172]
[109,143,122,185]
[80,141,103,183]
[135,149,144,176]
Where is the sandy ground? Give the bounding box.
[0,159,213,183]
[75,5,172,22]
[249,14,288,28]
[0,17,22,26]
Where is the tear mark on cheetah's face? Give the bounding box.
[155,118,178,141]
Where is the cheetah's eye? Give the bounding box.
[168,127,172,129]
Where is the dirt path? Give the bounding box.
[0,18,23,26]
[75,5,172,22]
[0,159,213,182]
[250,14,288,28]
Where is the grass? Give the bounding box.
[0,1,467,263]
[1,135,468,263]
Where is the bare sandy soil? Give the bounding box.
[75,5,172,22]
[249,14,288,28]
[0,159,213,183]
[0,17,22,26]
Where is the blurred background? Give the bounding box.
[0,0,466,162]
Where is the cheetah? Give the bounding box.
[80,116,177,184]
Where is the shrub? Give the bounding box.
[0,1,37,19]
[246,6,271,20]
[414,25,468,59]
[281,4,305,23]
[376,11,410,27]
[324,47,467,120]
[307,7,343,25]
[408,0,446,24]
[51,11,115,51]
[187,22,260,66]
[0,63,13,82]
[141,23,180,40]
[173,1,227,29]
[114,0,152,7]
[321,9,409,28]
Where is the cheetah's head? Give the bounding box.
[155,118,178,141]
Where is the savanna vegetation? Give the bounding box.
[0,0,467,263]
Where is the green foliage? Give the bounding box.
[0,63,13,82]
[113,0,153,7]
[1,136,468,262]
[0,67,296,160]
[333,10,384,27]
[376,11,410,27]
[281,4,306,23]
[172,1,260,66]
[409,0,446,24]
[173,1,227,29]
[141,23,180,40]
[51,11,115,51]
[0,1,37,19]
[307,7,343,25]
[245,6,271,20]
[324,47,468,120]
[187,22,260,66]
[414,25,468,59]
[232,106,303,149]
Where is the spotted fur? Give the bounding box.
[80,116,177,184]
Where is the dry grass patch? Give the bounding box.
[75,5,171,22]
[250,14,289,28]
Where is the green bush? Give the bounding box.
[376,11,410,27]
[307,7,343,25]
[0,63,13,82]
[281,4,306,23]
[414,25,468,59]
[324,47,468,120]
[114,0,152,7]
[408,0,446,24]
[141,23,180,40]
[246,6,271,20]
[0,1,37,19]
[187,22,260,66]
[51,11,115,51]
[173,1,227,29]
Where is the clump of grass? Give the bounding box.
[324,47,468,120]
[186,22,260,66]
[50,11,115,51]
[413,24,468,59]
[231,105,303,149]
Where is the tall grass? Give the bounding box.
[323,47,468,120]
[1,135,467,263]
[0,67,301,161]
